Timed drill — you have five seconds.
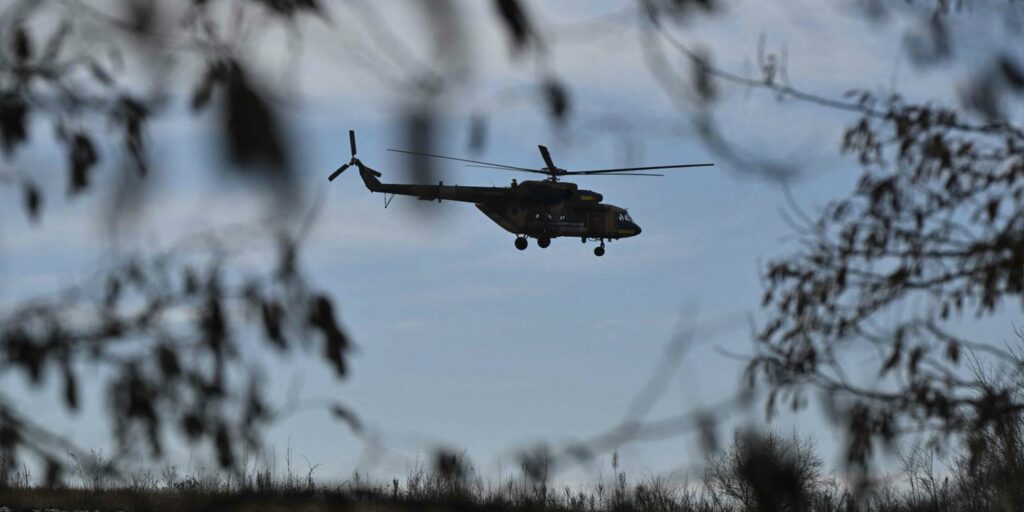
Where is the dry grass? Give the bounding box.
[4,430,1024,512]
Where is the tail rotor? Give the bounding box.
[329,130,380,181]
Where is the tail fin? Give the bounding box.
[359,166,384,192]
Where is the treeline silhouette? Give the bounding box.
[3,426,1024,512]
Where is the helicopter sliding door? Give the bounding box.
[550,209,586,237]
[582,208,616,238]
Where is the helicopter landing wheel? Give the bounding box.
[515,237,528,251]
[581,237,587,244]
[594,245,605,257]
[538,237,551,249]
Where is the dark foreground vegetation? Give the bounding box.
[2,428,1023,512]
[3,2,1024,512]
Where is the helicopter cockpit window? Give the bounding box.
[619,212,633,222]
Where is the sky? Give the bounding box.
[2,0,1024,486]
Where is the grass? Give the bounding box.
[3,430,1024,512]
[0,448,716,512]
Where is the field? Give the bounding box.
[3,430,1023,512]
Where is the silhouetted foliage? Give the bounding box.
[0,0,314,221]
[746,88,1024,469]
[704,430,822,512]
[0,229,349,484]
[493,0,538,55]
[8,0,1024,503]
[639,3,1024,484]
[0,0,575,486]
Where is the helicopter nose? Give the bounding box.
[617,221,642,237]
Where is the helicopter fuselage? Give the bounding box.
[328,129,710,254]
[357,168,642,242]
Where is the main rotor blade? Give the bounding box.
[328,163,350,181]
[349,130,357,156]
[464,165,549,175]
[567,163,715,175]
[538,145,557,170]
[388,148,538,172]
[465,165,660,176]
[578,172,664,176]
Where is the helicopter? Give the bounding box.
[327,130,713,256]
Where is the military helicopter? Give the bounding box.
[327,131,713,256]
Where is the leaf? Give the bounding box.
[697,414,718,454]
[0,424,18,450]
[908,346,925,378]
[200,296,227,354]
[493,0,535,54]
[329,404,363,434]
[114,96,149,175]
[10,25,31,64]
[255,0,323,18]
[68,133,99,195]
[692,50,717,103]
[669,0,718,15]
[182,267,199,295]
[435,449,467,482]
[308,294,349,377]
[223,60,286,169]
[181,413,204,441]
[467,113,487,153]
[156,345,180,379]
[104,276,121,309]
[215,423,233,468]
[63,364,79,411]
[44,457,62,487]
[22,182,41,222]
[999,55,1024,90]
[243,384,268,424]
[0,93,29,153]
[277,236,296,278]
[261,300,286,349]
[544,79,569,122]
[89,61,113,86]
[191,62,223,112]
[986,198,999,222]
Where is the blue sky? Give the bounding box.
[3,0,1024,485]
